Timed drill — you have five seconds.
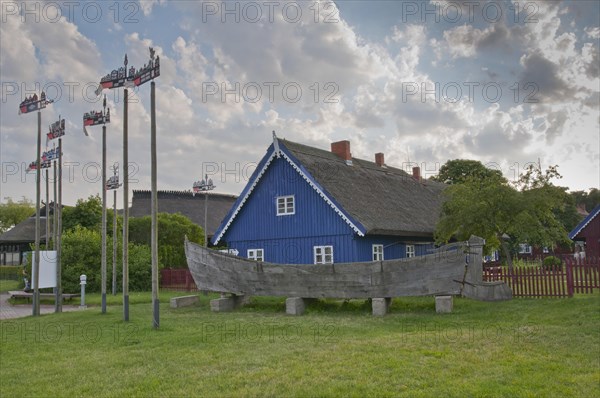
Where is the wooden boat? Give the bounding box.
[185,236,511,300]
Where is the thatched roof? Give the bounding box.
[0,202,59,244]
[130,190,237,236]
[0,217,48,244]
[281,139,446,237]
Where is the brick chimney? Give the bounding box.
[375,153,385,167]
[412,166,421,181]
[331,140,352,165]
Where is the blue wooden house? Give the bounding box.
[212,135,446,264]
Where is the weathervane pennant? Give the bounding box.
[47,118,65,141]
[18,92,53,115]
[98,49,160,92]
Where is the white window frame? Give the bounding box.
[372,244,384,261]
[406,244,415,258]
[247,248,264,262]
[314,245,333,264]
[542,247,549,254]
[518,244,532,254]
[276,195,295,216]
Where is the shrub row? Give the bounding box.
[24,226,161,293]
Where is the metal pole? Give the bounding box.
[123,88,129,321]
[101,124,107,313]
[112,188,117,295]
[33,111,41,316]
[56,138,62,313]
[151,81,159,328]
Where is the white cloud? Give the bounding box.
[138,0,167,17]
[585,27,600,39]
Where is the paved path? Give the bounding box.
[0,293,82,320]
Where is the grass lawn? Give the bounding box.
[0,279,20,293]
[1,293,599,397]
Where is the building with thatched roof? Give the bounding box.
[0,203,56,265]
[1,190,238,265]
[130,190,238,240]
[213,136,446,264]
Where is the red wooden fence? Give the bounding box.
[161,268,198,291]
[483,257,600,298]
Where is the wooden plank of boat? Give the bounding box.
[185,239,472,299]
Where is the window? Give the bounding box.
[247,249,264,261]
[518,244,532,254]
[314,246,333,264]
[406,244,415,258]
[542,247,549,254]
[276,195,295,216]
[372,244,384,261]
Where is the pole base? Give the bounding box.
[153,298,160,329]
[101,293,107,314]
[123,295,129,321]
[32,290,40,316]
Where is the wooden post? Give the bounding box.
[101,124,107,313]
[204,192,208,247]
[112,188,117,296]
[55,138,63,313]
[33,111,41,316]
[123,88,129,321]
[53,160,57,249]
[566,258,574,297]
[151,81,159,328]
[45,168,49,247]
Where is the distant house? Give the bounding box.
[212,136,446,264]
[130,190,237,242]
[569,204,600,256]
[0,203,56,265]
[0,190,238,266]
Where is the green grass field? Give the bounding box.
[1,293,599,397]
[0,279,20,293]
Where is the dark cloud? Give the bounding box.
[544,110,569,144]
[519,52,574,102]
[470,117,533,156]
[584,45,599,80]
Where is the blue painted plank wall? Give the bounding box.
[223,157,357,263]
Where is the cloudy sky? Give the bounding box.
[1,0,598,207]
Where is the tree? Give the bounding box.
[129,212,204,267]
[30,225,157,293]
[431,159,503,185]
[515,163,579,238]
[62,194,102,232]
[570,188,600,213]
[435,163,571,270]
[0,197,34,233]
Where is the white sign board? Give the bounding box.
[31,251,57,288]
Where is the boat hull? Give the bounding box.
[185,239,480,299]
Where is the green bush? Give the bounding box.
[57,226,162,293]
[129,212,203,267]
[0,265,23,281]
[111,243,155,292]
[542,256,562,270]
